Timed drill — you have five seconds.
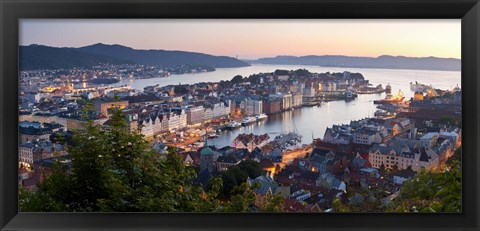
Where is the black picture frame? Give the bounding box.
[1,0,479,230]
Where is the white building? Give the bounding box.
[292,94,303,108]
[212,101,231,118]
[168,109,187,131]
[203,107,214,122]
[319,82,337,92]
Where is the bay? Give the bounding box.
[113,64,461,148]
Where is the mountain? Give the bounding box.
[251,55,460,71]
[19,44,133,70]
[78,43,250,68]
[20,43,250,70]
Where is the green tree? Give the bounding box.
[274,69,289,76]
[332,198,350,212]
[223,182,256,212]
[20,108,284,212]
[231,75,243,84]
[174,85,189,94]
[219,160,263,198]
[20,108,219,212]
[263,194,285,212]
[389,159,461,212]
[19,161,72,212]
[439,116,457,127]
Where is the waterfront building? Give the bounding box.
[319,82,337,92]
[239,98,263,116]
[211,100,231,118]
[303,85,316,97]
[186,106,205,127]
[269,93,293,111]
[292,94,303,108]
[124,108,187,139]
[203,107,214,123]
[168,109,187,131]
[263,98,282,114]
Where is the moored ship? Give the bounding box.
[226,121,241,129]
[255,113,268,121]
[410,81,431,92]
[241,117,257,126]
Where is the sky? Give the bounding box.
[20,19,461,60]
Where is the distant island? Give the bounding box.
[248,55,461,71]
[20,43,460,72]
[19,43,250,71]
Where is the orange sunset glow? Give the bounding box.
[20,19,460,59]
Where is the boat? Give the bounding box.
[345,91,358,100]
[374,89,405,104]
[410,81,431,92]
[255,113,268,121]
[241,117,257,126]
[355,84,385,94]
[226,121,241,129]
[374,109,395,118]
[207,132,219,139]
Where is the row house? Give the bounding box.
[168,108,188,131]
[126,109,187,139]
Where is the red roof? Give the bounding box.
[284,199,305,212]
